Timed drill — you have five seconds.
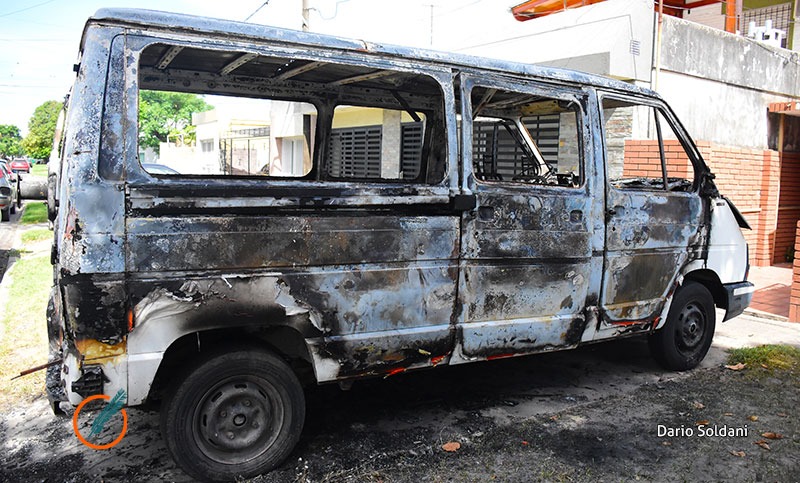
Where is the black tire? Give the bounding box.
[1,207,9,222]
[649,281,716,371]
[9,201,15,215]
[161,348,305,482]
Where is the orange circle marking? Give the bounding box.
[72,394,128,450]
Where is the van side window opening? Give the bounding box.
[328,106,426,180]
[136,44,446,183]
[469,85,582,187]
[601,97,695,192]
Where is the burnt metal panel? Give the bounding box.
[126,215,458,271]
[601,183,706,324]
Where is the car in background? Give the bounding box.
[142,163,180,175]
[0,160,21,221]
[9,158,31,174]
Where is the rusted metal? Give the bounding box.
[47,8,751,417]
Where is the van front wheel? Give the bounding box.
[649,281,715,371]
[161,348,305,482]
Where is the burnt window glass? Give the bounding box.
[136,44,446,184]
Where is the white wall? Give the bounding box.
[436,0,655,82]
[658,16,800,148]
[683,4,725,31]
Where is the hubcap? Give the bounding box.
[676,301,706,354]
[193,377,284,464]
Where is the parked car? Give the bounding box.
[47,9,754,482]
[9,158,31,174]
[0,160,20,221]
[142,163,180,175]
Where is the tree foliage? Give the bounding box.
[139,91,212,153]
[22,100,62,160]
[0,125,23,159]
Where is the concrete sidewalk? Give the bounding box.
[715,310,800,349]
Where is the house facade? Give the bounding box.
[434,0,800,266]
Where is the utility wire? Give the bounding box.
[0,0,59,18]
[244,1,270,22]
[311,0,353,20]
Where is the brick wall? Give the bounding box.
[622,140,692,179]
[790,221,800,322]
[698,143,780,267]
[620,140,780,267]
[774,152,800,264]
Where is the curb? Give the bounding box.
[742,307,790,323]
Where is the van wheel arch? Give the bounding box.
[682,269,726,310]
[147,325,315,404]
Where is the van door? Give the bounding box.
[453,74,603,361]
[598,94,705,331]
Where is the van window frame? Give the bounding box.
[459,72,589,193]
[598,92,703,194]
[115,34,459,206]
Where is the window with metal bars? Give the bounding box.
[327,126,383,178]
[400,122,424,180]
[742,3,792,48]
[326,108,426,181]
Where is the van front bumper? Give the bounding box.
[722,281,755,322]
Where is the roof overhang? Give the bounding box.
[769,101,800,117]
[511,0,726,21]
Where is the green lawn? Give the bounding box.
[21,228,52,244]
[0,252,51,409]
[30,164,48,177]
[728,344,800,372]
[20,202,48,224]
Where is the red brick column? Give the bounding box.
[754,150,781,266]
[790,220,800,322]
[699,143,780,267]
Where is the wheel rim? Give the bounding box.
[193,376,284,465]
[675,301,706,355]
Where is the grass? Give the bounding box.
[728,344,800,372]
[21,228,52,244]
[20,201,48,224]
[30,164,48,177]
[0,253,51,409]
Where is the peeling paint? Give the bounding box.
[46,8,751,421]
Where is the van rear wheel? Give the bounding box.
[161,348,305,482]
[649,281,715,371]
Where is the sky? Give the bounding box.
[0,0,518,135]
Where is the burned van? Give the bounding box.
[47,8,753,482]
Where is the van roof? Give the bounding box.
[89,8,655,98]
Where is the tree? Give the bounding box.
[22,100,62,160]
[0,125,23,159]
[138,91,213,153]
